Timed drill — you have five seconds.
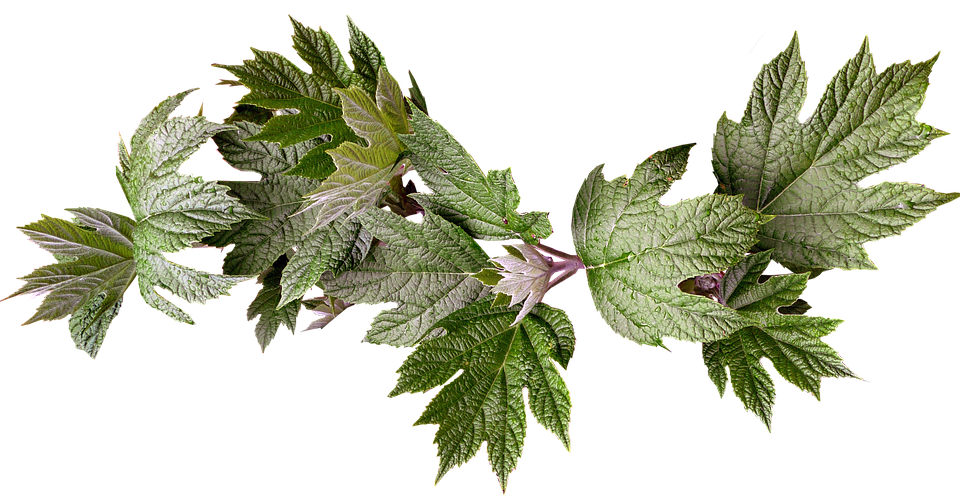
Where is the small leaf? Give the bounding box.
[301,295,354,330]
[489,244,553,325]
[247,256,300,352]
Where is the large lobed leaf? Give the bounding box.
[400,107,552,244]
[390,298,574,491]
[117,89,257,324]
[214,16,386,179]
[572,144,760,347]
[703,250,856,429]
[713,34,957,273]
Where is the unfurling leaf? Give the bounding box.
[298,67,409,231]
[301,295,354,330]
[488,244,553,325]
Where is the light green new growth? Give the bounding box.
[713,34,957,273]
[299,67,410,232]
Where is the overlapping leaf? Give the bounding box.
[6,208,137,357]
[247,255,300,352]
[214,17,386,179]
[320,208,492,347]
[301,295,353,330]
[298,67,409,231]
[572,144,760,346]
[210,120,372,311]
[703,250,856,429]
[400,107,552,244]
[487,244,553,325]
[713,34,957,273]
[117,90,257,324]
[390,298,574,491]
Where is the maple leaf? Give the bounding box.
[117,89,257,324]
[400,107,552,244]
[247,255,300,352]
[320,208,492,347]
[572,144,760,346]
[703,250,857,429]
[390,298,574,491]
[5,208,137,358]
[8,91,256,355]
[209,120,372,310]
[298,67,409,231]
[713,34,958,273]
[214,17,386,179]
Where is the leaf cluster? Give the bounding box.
[5,21,955,493]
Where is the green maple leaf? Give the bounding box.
[6,208,137,358]
[210,120,373,309]
[572,144,760,347]
[247,255,300,352]
[320,208,492,347]
[703,250,857,429]
[713,34,958,273]
[390,298,574,491]
[214,17,386,179]
[8,91,255,355]
[400,107,552,244]
[299,67,409,231]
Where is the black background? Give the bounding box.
[0,8,960,495]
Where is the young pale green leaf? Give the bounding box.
[320,208,492,347]
[117,90,257,324]
[390,298,574,492]
[572,144,760,347]
[299,67,409,232]
[713,34,958,273]
[213,17,370,179]
[704,251,856,429]
[210,120,372,310]
[6,208,137,357]
[400,107,552,244]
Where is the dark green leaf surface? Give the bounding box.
[347,16,387,97]
[704,251,856,429]
[247,256,300,352]
[214,17,366,179]
[391,299,574,491]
